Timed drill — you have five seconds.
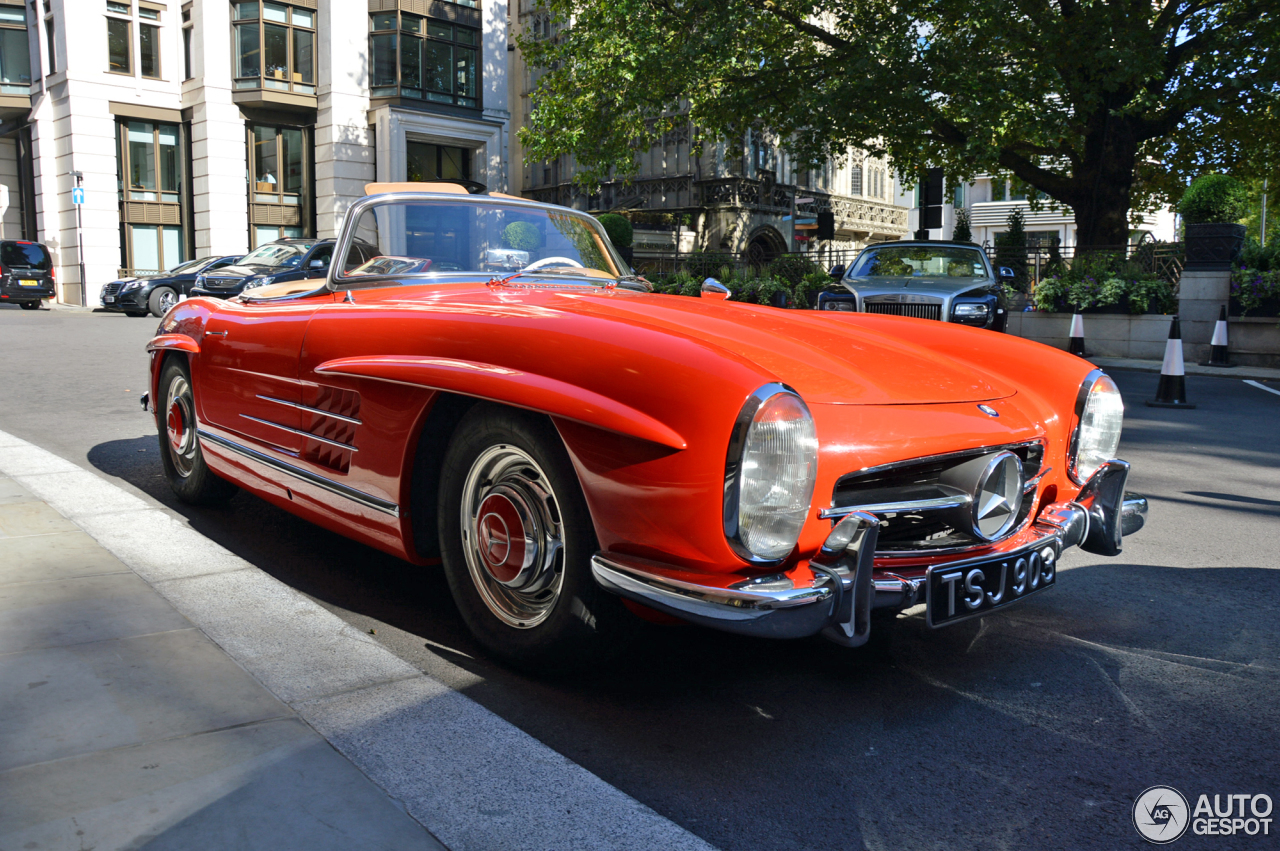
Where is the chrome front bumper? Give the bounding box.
[591,460,1147,647]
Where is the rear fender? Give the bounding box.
[314,355,687,451]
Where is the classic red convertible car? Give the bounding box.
[145,184,1146,667]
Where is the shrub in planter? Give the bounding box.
[596,213,633,249]
[1230,267,1280,316]
[502,221,543,251]
[951,208,972,243]
[1033,270,1175,314]
[767,254,822,286]
[1180,174,1249,270]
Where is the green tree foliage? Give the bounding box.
[596,213,634,247]
[1177,173,1250,224]
[518,0,1279,247]
[951,208,972,243]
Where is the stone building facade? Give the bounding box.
[0,0,509,305]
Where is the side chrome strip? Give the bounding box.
[819,494,971,520]
[197,428,398,517]
[257,394,363,425]
[239,414,359,452]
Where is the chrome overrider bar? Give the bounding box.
[590,460,1148,647]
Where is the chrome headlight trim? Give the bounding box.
[723,383,818,564]
[1067,369,1125,485]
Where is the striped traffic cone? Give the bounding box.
[1199,305,1233,367]
[1068,312,1087,357]
[1146,315,1196,409]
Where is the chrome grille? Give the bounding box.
[203,277,241,289]
[864,302,942,321]
[102,282,123,297]
[832,442,1044,553]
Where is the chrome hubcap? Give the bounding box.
[461,445,564,628]
[159,290,177,312]
[165,375,198,477]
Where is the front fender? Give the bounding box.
[314,355,687,450]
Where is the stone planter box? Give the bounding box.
[1007,309,1280,368]
[1185,223,1246,270]
[1006,311,1176,359]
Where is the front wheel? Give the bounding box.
[149,287,178,317]
[157,357,238,505]
[437,404,632,669]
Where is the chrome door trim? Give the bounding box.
[256,394,363,425]
[197,428,398,517]
[239,414,359,452]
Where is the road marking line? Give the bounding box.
[1244,379,1280,397]
[0,428,718,851]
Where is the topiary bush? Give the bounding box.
[952,208,972,243]
[503,221,543,251]
[1178,174,1250,224]
[596,213,633,248]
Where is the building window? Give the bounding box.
[139,21,159,77]
[42,1,55,75]
[407,140,471,182]
[116,119,185,273]
[182,6,192,79]
[849,164,862,197]
[0,4,31,94]
[952,180,965,207]
[991,179,1006,202]
[232,1,316,94]
[107,4,131,74]
[247,123,311,248]
[370,12,478,107]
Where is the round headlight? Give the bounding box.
[1070,372,1124,483]
[724,386,818,561]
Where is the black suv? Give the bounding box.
[0,240,56,310]
[102,255,243,317]
[189,238,377,299]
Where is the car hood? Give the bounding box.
[535,289,1016,405]
[840,275,993,298]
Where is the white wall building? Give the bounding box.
[904,173,1177,248]
[0,0,509,306]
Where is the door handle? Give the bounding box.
[206,330,228,337]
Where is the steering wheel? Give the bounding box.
[523,256,584,272]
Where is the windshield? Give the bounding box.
[239,242,314,268]
[168,256,215,274]
[336,197,626,285]
[850,246,988,278]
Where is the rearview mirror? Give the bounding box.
[701,278,731,300]
[310,258,327,269]
[829,264,846,279]
[998,266,1015,280]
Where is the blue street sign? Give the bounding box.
[72,187,85,205]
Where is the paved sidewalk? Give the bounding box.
[0,473,448,850]
[0,429,718,851]
[1089,355,1280,381]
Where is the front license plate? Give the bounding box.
[926,538,1061,628]
[19,279,38,287]
[103,296,115,303]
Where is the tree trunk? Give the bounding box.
[1065,118,1141,248]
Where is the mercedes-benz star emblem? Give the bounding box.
[972,452,1024,540]
[978,404,999,417]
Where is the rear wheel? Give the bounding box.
[149,287,178,317]
[19,300,39,310]
[157,358,238,505]
[437,404,632,669]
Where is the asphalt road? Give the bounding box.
[3,303,1278,850]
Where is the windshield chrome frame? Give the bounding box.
[846,242,993,281]
[327,191,630,292]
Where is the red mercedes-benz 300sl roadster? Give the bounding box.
[145,184,1146,667]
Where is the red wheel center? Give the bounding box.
[477,493,526,584]
[167,402,186,449]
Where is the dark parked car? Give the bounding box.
[101,255,243,317]
[818,241,1013,331]
[190,238,378,299]
[0,240,56,310]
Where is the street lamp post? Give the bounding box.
[70,170,86,306]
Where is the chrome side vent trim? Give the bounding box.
[239,414,359,452]
[257,394,363,425]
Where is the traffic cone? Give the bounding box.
[1146,315,1196,409]
[1199,305,1233,367]
[1067,312,1087,356]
